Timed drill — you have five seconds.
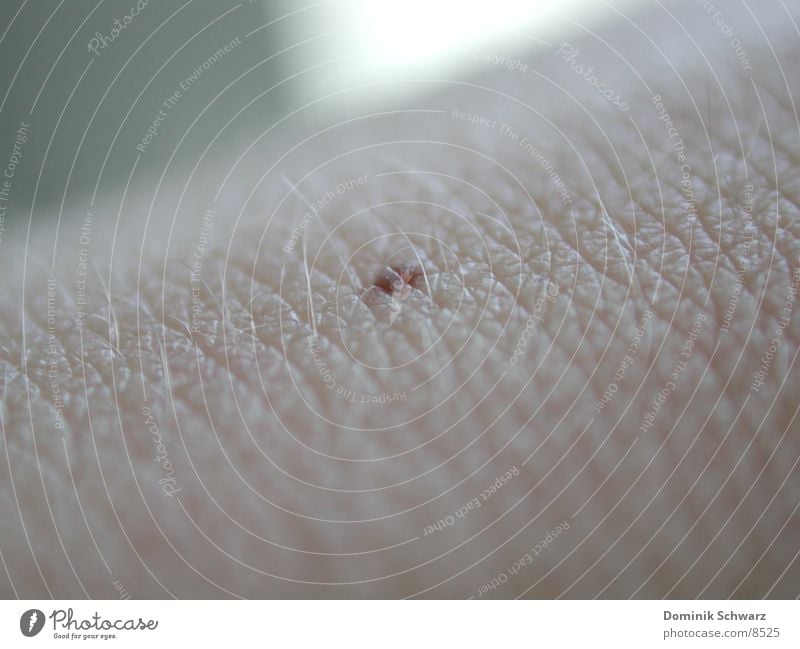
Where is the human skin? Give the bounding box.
[1,0,798,598]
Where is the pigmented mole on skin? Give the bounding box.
[363,260,430,323]
[373,261,425,300]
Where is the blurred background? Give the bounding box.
[0,0,641,223]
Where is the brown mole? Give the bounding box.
[373,262,425,297]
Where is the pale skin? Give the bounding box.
[1,0,798,598]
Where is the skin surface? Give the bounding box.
[1,0,799,598]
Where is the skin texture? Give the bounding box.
[1,0,799,598]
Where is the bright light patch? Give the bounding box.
[307,0,644,103]
[358,0,558,72]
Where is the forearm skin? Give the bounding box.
[1,0,798,598]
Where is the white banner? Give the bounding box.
[0,600,797,648]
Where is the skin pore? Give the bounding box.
[1,0,799,598]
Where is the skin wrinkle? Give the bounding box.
[1,1,799,597]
